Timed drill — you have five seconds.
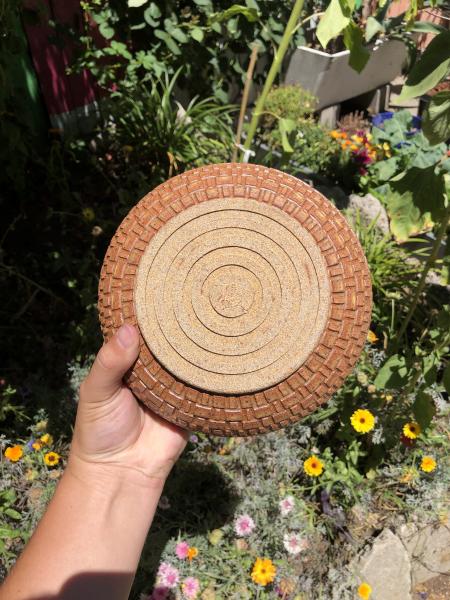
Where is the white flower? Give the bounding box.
[283,532,308,556]
[279,495,295,516]
[234,514,255,537]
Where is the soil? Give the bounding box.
[414,575,450,599]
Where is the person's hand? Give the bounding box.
[68,324,188,489]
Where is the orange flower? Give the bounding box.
[187,546,198,561]
[4,445,23,462]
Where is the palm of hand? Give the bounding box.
[70,325,188,484]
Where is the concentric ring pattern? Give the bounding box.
[135,198,330,394]
[98,163,372,436]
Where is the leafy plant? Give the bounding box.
[99,69,235,185]
[73,0,305,103]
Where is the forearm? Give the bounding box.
[2,459,164,600]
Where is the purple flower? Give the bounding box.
[283,532,308,555]
[150,586,170,600]
[234,514,255,537]
[189,434,199,443]
[279,496,295,516]
[156,562,179,589]
[175,541,190,559]
[182,577,200,599]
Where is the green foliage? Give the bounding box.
[262,119,344,179]
[398,31,450,101]
[264,85,318,127]
[423,91,450,145]
[349,212,427,339]
[101,69,235,185]
[74,0,304,102]
[361,110,448,241]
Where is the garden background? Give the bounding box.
[0,1,449,599]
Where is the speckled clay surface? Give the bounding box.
[98,163,372,436]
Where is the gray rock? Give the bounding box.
[397,522,450,585]
[357,528,412,600]
[348,193,389,234]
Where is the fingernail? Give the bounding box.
[117,324,136,348]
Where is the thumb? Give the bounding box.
[81,324,140,404]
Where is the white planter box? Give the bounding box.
[284,40,408,110]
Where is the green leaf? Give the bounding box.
[154,29,181,55]
[278,118,296,153]
[413,390,435,429]
[384,189,428,242]
[398,31,450,100]
[147,2,161,18]
[369,157,400,182]
[98,22,115,39]
[110,41,132,59]
[410,21,446,35]
[422,91,450,145]
[4,508,21,520]
[343,22,370,73]
[391,166,446,223]
[128,0,148,6]
[374,354,408,389]
[191,27,204,42]
[443,363,450,394]
[143,7,159,27]
[210,4,258,24]
[194,0,211,5]
[317,0,354,49]
[168,26,189,44]
[365,16,384,42]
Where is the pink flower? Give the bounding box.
[283,532,308,556]
[157,562,179,588]
[175,541,190,559]
[150,587,170,600]
[182,577,200,599]
[279,495,295,516]
[234,514,255,537]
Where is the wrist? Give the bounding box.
[66,452,167,498]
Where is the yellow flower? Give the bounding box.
[303,455,324,477]
[403,422,421,440]
[4,445,23,462]
[32,441,42,451]
[358,582,372,599]
[351,409,375,433]
[35,419,47,432]
[385,394,393,402]
[420,456,436,473]
[44,451,60,467]
[367,330,378,343]
[350,144,359,151]
[40,433,54,446]
[82,207,95,222]
[187,546,198,561]
[251,558,276,586]
[366,133,373,141]
[330,130,340,139]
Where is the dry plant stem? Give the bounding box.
[232,45,259,162]
[397,203,450,345]
[242,0,305,155]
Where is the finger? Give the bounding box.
[80,324,140,404]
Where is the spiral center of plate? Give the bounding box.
[207,266,256,317]
[134,198,331,394]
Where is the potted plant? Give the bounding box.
[284,0,413,110]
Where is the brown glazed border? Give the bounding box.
[98,163,372,436]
